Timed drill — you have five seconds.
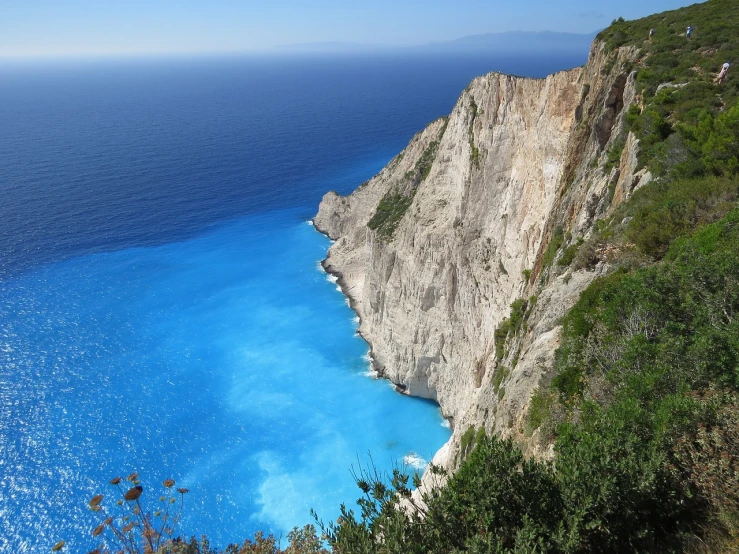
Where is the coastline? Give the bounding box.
[312,218,448,405]
[313,219,457,474]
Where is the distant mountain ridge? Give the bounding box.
[277,30,598,53]
[275,41,382,51]
[425,30,599,52]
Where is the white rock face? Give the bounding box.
[315,41,643,470]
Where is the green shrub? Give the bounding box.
[366,190,415,239]
[508,298,528,334]
[415,140,440,181]
[494,318,511,360]
[459,426,476,459]
[605,134,626,169]
[526,388,554,435]
[541,226,564,268]
[625,175,739,257]
[468,97,481,168]
[558,239,582,267]
[492,365,510,393]
[625,103,641,129]
[494,298,530,360]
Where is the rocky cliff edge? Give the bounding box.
[314,40,648,470]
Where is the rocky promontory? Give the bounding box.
[314,38,646,467]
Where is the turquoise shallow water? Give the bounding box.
[0,207,451,551]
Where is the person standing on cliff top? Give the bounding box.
[649,28,655,40]
[686,25,693,39]
[715,62,731,84]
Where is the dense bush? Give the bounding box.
[367,191,415,238]
[319,436,565,554]
[320,430,704,553]
[494,298,532,360]
[541,227,564,269]
[625,175,738,257]
[548,210,739,546]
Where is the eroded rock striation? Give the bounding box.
[314,40,648,469]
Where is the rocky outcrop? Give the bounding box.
[314,40,646,470]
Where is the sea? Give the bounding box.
[0,50,586,552]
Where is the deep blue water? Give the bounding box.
[0,50,587,552]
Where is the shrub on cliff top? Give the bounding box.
[531,209,739,548]
[625,175,739,258]
[597,0,739,179]
[321,429,702,552]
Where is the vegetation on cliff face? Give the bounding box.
[367,118,448,240]
[494,297,536,361]
[468,97,481,168]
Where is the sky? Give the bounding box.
[0,0,701,58]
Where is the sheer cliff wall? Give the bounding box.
[314,41,648,467]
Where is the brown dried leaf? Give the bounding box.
[123,486,143,501]
[92,524,105,537]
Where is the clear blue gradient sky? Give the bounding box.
[0,0,701,58]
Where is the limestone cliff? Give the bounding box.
[314,40,648,469]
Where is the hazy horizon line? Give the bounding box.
[0,29,599,62]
